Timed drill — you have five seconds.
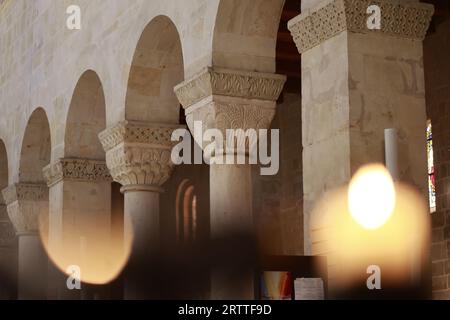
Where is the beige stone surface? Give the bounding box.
[0,0,234,182]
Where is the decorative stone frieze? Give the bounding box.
[1,184,48,235]
[174,67,286,109]
[43,158,112,187]
[288,0,434,54]
[174,68,286,158]
[2,183,48,205]
[99,121,184,187]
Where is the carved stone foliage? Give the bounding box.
[106,146,173,187]
[174,68,285,157]
[2,183,48,206]
[99,120,178,153]
[1,184,48,235]
[43,158,112,187]
[185,100,276,158]
[99,121,183,187]
[288,0,434,54]
[174,67,286,109]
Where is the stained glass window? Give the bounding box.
[427,121,436,213]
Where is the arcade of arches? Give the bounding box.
[0,0,449,299]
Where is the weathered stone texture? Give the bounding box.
[425,19,450,298]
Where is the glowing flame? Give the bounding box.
[348,164,396,230]
[39,211,133,285]
[310,163,430,290]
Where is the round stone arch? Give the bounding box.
[212,0,285,73]
[125,15,184,123]
[19,107,51,184]
[64,70,107,160]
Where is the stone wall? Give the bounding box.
[424,19,450,300]
[254,93,303,256]
[0,0,219,181]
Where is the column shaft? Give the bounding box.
[18,234,47,300]
[210,163,254,299]
[175,67,286,299]
[2,183,49,300]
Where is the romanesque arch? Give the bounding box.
[64,70,106,160]
[212,0,285,73]
[95,15,187,299]
[43,69,119,296]
[125,15,184,123]
[8,108,51,299]
[19,108,51,183]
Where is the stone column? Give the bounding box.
[175,67,286,299]
[1,183,48,300]
[99,120,182,299]
[0,198,16,299]
[43,158,112,299]
[289,0,434,291]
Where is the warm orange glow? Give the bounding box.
[348,164,396,230]
[39,213,133,285]
[310,164,430,288]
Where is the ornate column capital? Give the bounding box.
[43,158,112,187]
[174,67,286,108]
[288,0,434,54]
[174,68,286,157]
[1,183,48,235]
[98,121,184,188]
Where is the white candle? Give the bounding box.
[384,128,399,181]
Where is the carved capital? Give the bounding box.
[174,67,286,109]
[0,204,15,246]
[2,183,48,205]
[288,0,434,54]
[174,68,284,157]
[1,184,48,235]
[99,121,184,187]
[43,158,112,187]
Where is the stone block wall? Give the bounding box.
[254,93,303,256]
[424,19,450,299]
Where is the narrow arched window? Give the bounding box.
[427,120,436,213]
[176,180,198,243]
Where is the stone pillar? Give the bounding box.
[1,183,48,300]
[289,0,434,291]
[175,67,286,299]
[43,158,112,299]
[99,120,182,299]
[0,199,16,299]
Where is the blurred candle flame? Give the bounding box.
[348,164,396,230]
[39,212,133,285]
[311,163,430,291]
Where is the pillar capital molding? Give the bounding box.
[99,121,184,188]
[1,183,48,235]
[174,68,286,157]
[1,183,48,206]
[174,67,286,109]
[288,0,434,54]
[42,158,112,187]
